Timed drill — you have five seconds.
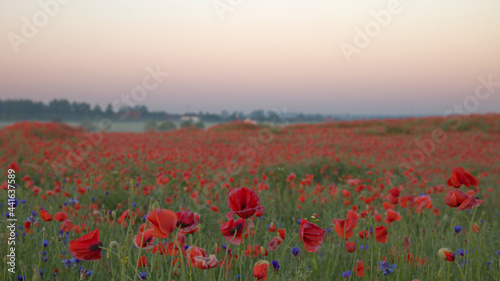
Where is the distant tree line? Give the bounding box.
[0,98,330,123]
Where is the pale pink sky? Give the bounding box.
[1,0,499,115]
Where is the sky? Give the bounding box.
[1,0,499,115]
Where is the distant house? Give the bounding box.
[181,114,200,123]
[243,118,257,125]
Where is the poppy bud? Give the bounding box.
[111,211,116,220]
[110,241,119,249]
[260,246,266,255]
[442,215,448,222]
[438,267,444,279]
[152,201,161,210]
[198,223,204,231]
[32,265,42,281]
[438,248,455,262]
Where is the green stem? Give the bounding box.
[454,260,465,281]
[277,233,300,265]
[217,231,238,281]
[461,210,480,281]
[236,219,248,278]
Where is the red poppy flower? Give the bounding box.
[277,229,285,240]
[267,237,283,251]
[456,195,483,211]
[355,260,365,277]
[253,260,269,281]
[176,210,200,234]
[220,218,252,245]
[133,228,155,249]
[444,190,468,208]
[40,210,52,222]
[333,218,357,240]
[439,248,455,262]
[345,241,356,252]
[61,219,74,232]
[54,212,68,222]
[146,208,177,239]
[389,187,400,197]
[194,255,219,269]
[118,209,134,225]
[358,230,369,239]
[444,252,455,261]
[385,210,402,226]
[186,246,207,267]
[414,195,433,213]
[69,228,103,261]
[299,219,326,253]
[447,167,478,188]
[375,225,388,243]
[137,256,148,267]
[226,187,264,220]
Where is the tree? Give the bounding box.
[105,104,114,118]
[143,120,157,131]
[93,105,103,119]
[250,110,266,122]
[158,121,177,131]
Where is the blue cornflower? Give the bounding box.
[457,249,467,256]
[272,260,279,271]
[378,261,396,275]
[17,275,25,281]
[291,247,299,256]
[70,258,79,264]
[496,249,500,256]
[184,245,189,250]
[40,240,49,247]
[139,272,147,279]
[342,271,351,278]
[79,268,92,277]
[454,225,462,233]
[31,211,38,217]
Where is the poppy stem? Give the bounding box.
[312,252,320,278]
[277,233,300,268]
[173,228,187,281]
[217,231,238,281]
[87,261,97,281]
[454,260,465,281]
[236,219,248,279]
[99,246,122,261]
[461,210,480,281]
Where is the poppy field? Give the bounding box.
[1,115,500,281]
